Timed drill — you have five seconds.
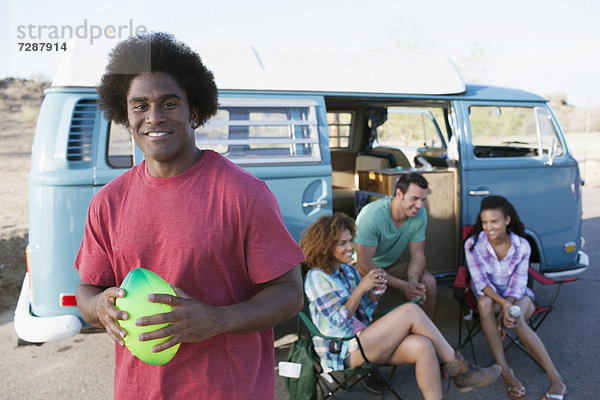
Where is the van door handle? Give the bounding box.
[469,190,491,196]
[302,200,329,207]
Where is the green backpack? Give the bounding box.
[284,337,317,400]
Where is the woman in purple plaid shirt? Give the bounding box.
[465,196,566,400]
[301,213,501,399]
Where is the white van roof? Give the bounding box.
[52,38,466,95]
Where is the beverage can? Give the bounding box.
[371,270,386,295]
[371,285,386,295]
[508,305,521,327]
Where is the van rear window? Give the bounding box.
[195,99,321,165]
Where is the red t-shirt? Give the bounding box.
[74,150,303,399]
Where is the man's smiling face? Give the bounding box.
[126,72,199,175]
[396,183,428,219]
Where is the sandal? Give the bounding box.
[541,394,564,400]
[507,385,526,399]
[541,380,567,399]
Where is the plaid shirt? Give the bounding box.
[304,264,376,371]
[465,231,534,300]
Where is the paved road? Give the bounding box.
[1,188,599,399]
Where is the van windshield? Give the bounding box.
[469,105,564,158]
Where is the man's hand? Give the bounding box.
[135,285,222,353]
[95,287,129,345]
[134,265,303,353]
[403,278,427,303]
[94,287,129,345]
[76,281,129,346]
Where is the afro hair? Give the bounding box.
[97,32,218,127]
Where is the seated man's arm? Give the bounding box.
[407,240,426,282]
[406,240,428,301]
[134,264,304,353]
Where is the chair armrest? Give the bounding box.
[528,266,577,285]
[298,311,356,341]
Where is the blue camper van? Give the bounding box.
[15,41,589,343]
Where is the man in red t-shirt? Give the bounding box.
[74,32,304,399]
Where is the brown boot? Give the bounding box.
[443,351,502,393]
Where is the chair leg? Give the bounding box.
[460,315,479,363]
[321,368,371,399]
[456,301,479,363]
[531,309,552,331]
[370,367,403,400]
[466,319,478,364]
[317,379,333,400]
[318,371,351,400]
[315,361,404,399]
[457,302,464,348]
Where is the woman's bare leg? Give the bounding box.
[352,302,455,364]
[477,295,522,389]
[513,296,566,397]
[349,302,501,398]
[347,303,461,399]
[358,334,443,400]
[350,334,443,400]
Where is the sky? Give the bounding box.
[2,0,599,106]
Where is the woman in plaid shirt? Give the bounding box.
[465,196,566,400]
[301,213,501,399]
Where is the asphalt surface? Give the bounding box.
[1,187,599,399]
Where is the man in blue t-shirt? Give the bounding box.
[355,173,437,319]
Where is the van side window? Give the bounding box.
[327,112,353,149]
[469,106,564,158]
[107,122,134,168]
[195,99,321,165]
[376,106,448,163]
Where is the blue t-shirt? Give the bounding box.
[355,197,427,268]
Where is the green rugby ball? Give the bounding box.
[115,268,180,365]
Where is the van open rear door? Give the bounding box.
[459,100,586,274]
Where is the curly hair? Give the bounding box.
[466,195,527,251]
[97,32,218,126]
[299,213,356,275]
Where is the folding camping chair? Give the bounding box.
[297,309,403,399]
[293,273,422,400]
[452,226,577,369]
